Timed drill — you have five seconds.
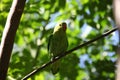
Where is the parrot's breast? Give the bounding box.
[50,31,68,57]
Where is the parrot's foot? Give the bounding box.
[51,67,59,75]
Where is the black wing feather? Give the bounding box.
[48,34,53,52]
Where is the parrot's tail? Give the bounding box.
[51,59,60,74]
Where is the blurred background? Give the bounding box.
[0,0,118,80]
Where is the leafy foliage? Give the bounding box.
[0,0,117,80]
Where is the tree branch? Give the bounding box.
[22,27,118,80]
[0,0,26,80]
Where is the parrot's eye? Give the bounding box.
[59,24,62,26]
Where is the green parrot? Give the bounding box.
[48,22,68,74]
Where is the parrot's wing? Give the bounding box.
[48,34,53,53]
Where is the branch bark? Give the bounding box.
[22,27,118,80]
[113,0,120,29]
[113,0,120,80]
[0,0,26,79]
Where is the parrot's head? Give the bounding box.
[61,22,67,31]
[54,22,67,33]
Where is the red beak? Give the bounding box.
[62,22,67,31]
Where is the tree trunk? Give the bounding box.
[0,0,26,79]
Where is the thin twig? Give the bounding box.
[22,27,118,80]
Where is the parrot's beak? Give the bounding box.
[62,22,67,31]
